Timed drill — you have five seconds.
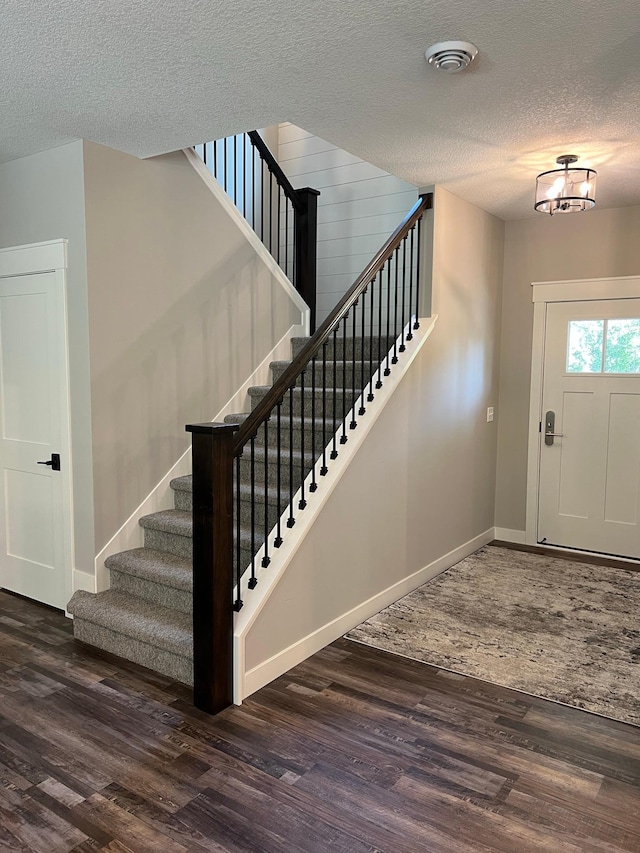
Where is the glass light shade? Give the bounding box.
[535,162,597,215]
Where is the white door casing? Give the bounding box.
[0,241,73,609]
[527,276,640,560]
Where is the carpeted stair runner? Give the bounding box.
[67,336,391,685]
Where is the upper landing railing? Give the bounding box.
[195,132,320,332]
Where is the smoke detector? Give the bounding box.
[424,40,478,73]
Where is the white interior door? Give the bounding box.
[0,248,73,610]
[538,298,640,558]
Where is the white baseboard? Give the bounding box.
[493,527,527,545]
[239,525,494,703]
[73,568,97,595]
[92,322,305,593]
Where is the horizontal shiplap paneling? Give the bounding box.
[279,123,417,316]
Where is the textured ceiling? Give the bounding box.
[3,0,640,220]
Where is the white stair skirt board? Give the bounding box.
[233,317,440,705]
[92,322,306,593]
[239,526,494,704]
[493,528,527,545]
[183,147,310,321]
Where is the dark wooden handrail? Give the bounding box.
[247,131,303,212]
[233,192,432,453]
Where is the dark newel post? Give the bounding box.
[294,187,320,334]
[186,421,238,714]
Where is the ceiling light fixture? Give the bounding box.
[424,40,478,73]
[535,155,597,215]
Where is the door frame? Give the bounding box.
[0,239,74,608]
[526,275,640,551]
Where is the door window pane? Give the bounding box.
[567,320,604,373]
[604,319,640,374]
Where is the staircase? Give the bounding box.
[68,335,389,684]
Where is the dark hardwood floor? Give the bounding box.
[0,590,639,852]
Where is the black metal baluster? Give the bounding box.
[376,269,383,389]
[269,171,274,254]
[287,386,295,526]
[243,134,247,219]
[399,236,408,352]
[223,137,228,192]
[252,146,256,232]
[310,356,318,491]
[321,342,328,474]
[274,402,283,546]
[340,316,348,444]
[299,369,307,509]
[233,136,237,207]
[262,418,270,568]
[285,200,289,279]
[392,246,399,365]
[407,227,415,341]
[367,280,375,402]
[331,328,338,459]
[414,216,421,330]
[249,435,257,589]
[384,262,391,376]
[260,159,265,243]
[234,454,242,610]
[202,142,207,167]
[213,140,218,180]
[350,303,357,429]
[358,288,366,416]
[277,187,281,266]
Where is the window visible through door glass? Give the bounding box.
[604,319,640,373]
[567,320,604,372]
[566,318,640,374]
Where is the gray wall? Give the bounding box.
[0,141,95,575]
[245,186,504,671]
[495,204,640,532]
[278,123,418,326]
[83,142,302,551]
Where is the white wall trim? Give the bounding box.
[526,274,640,548]
[531,275,640,303]
[240,525,493,703]
[183,147,310,328]
[0,239,67,276]
[493,527,527,545]
[232,317,439,704]
[93,322,305,592]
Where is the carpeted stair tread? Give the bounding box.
[171,474,293,506]
[105,548,192,592]
[170,476,193,494]
[139,509,192,537]
[67,589,192,657]
[224,412,328,432]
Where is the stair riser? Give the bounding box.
[73,618,193,686]
[143,525,268,572]
[110,569,192,615]
[226,416,342,454]
[250,389,358,420]
[291,336,397,361]
[271,361,381,392]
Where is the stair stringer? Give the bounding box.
[93,321,305,592]
[233,316,439,704]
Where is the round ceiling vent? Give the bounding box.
[424,40,478,73]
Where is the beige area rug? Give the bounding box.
[346,545,640,726]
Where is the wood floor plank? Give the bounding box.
[1,590,640,853]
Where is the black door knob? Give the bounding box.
[37,453,61,471]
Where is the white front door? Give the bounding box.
[0,245,73,610]
[538,298,640,559]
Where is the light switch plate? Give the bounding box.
[487,407,494,422]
